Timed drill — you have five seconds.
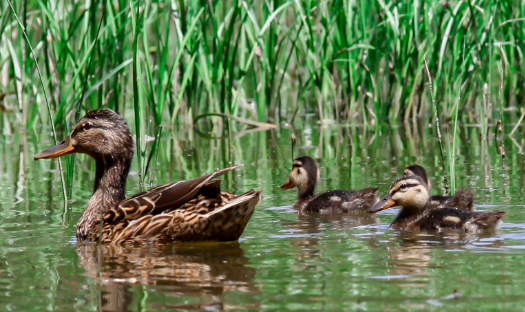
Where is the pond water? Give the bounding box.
[1,119,525,311]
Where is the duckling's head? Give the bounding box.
[403,164,431,188]
[369,175,430,213]
[280,156,320,199]
[34,109,134,161]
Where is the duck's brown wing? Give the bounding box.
[103,165,243,223]
[102,190,261,244]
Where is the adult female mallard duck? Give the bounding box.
[403,164,474,211]
[280,156,379,212]
[369,175,504,232]
[34,109,261,244]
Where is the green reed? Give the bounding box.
[6,0,68,203]
[0,0,523,132]
[423,54,449,192]
[448,39,467,192]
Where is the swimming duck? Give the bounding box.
[34,109,261,244]
[280,156,379,212]
[369,175,504,233]
[403,165,474,211]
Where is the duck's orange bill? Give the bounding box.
[280,179,295,190]
[34,137,76,160]
[369,197,396,213]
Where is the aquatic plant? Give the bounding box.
[0,0,522,127]
[1,0,522,196]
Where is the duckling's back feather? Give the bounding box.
[430,189,474,211]
[303,187,379,212]
[397,208,504,233]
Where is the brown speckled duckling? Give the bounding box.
[280,156,378,213]
[370,175,504,233]
[403,165,474,211]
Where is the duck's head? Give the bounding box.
[369,175,430,213]
[403,164,431,188]
[280,156,320,199]
[34,109,134,161]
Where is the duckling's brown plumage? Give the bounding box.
[370,175,504,233]
[35,109,261,244]
[280,156,378,213]
[403,165,474,211]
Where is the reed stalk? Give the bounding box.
[1,1,522,136]
[423,54,448,193]
[6,0,68,202]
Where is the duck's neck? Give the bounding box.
[77,155,132,240]
[391,203,427,226]
[298,184,316,201]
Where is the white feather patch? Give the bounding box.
[443,216,461,223]
[329,196,342,202]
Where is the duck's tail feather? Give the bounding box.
[200,190,261,241]
[471,211,505,229]
[356,187,380,209]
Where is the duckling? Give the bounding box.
[403,165,474,211]
[369,175,504,233]
[280,156,378,213]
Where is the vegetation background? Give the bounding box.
[0,0,523,192]
[0,2,523,310]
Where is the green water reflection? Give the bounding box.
[1,121,525,311]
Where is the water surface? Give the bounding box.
[1,121,524,311]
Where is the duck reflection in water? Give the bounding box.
[76,242,259,311]
[370,231,506,289]
[278,209,380,264]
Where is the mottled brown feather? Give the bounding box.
[105,165,243,223]
[34,109,261,244]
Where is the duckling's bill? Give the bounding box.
[280,179,295,190]
[34,137,76,160]
[369,194,396,213]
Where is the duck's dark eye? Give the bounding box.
[83,122,93,131]
[400,183,407,191]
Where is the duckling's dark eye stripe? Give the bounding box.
[292,164,301,168]
[390,183,419,196]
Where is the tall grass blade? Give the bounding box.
[7,0,67,202]
[423,54,448,193]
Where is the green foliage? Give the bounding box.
[0,0,523,127]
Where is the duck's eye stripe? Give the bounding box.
[390,183,419,195]
[292,164,301,168]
